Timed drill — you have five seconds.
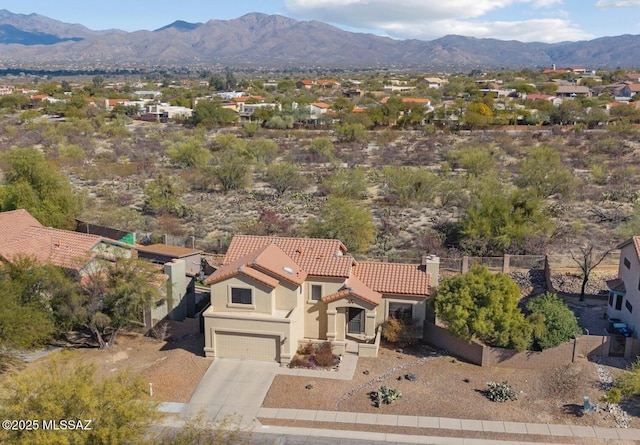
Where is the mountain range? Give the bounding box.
[0,9,639,70]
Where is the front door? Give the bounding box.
[347,308,364,334]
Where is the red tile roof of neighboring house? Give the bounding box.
[224,235,353,278]
[298,79,313,86]
[354,262,431,297]
[311,102,330,109]
[0,209,128,272]
[0,226,104,270]
[323,275,382,306]
[0,209,43,241]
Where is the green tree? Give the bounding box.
[210,150,252,193]
[191,101,237,126]
[515,146,574,199]
[0,147,82,229]
[383,166,438,206]
[320,167,368,199]
[0,259,63,352]
[334,122,366,142]
[143,176,189,217]
[308,137,336,163]
[305,197,375,254]
[81,258,164,348]
[459,187,553,255]
[166,136,211,169]
[0,354,158,445]
[433,266,531,351]
[265,161,307,195]
[526,292,580,350]
[445,146,497,178]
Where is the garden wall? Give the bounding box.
[424,321,623,367]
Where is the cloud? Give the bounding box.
[386,18,592,43]
[285,0,590,42]
[596,0,640,7]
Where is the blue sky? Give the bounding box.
[7,0,640,43]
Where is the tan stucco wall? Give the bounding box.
[377,295,428,327]
[210,275,275,314]
[303,277,344,339]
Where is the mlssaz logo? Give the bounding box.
[42,420,93,430]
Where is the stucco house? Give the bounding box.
[202,235,439,364]
[0,209,193,329]
[607,237,640,336]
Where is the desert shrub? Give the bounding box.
[298,341,315,356]
[313,341,339,368]
[380,317,403,343]
[605,387,622,404]
[289,355,315,369]
[370,386,402,407]
[380,317,421,346]
[612,358,640,398]
[485,381,518,402]
[526,292,581,351]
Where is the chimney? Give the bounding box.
[422,255,440,289]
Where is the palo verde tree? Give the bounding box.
[305,196,376,254]
[80,257,165,349]
[0,353,158,445]
[459,186,553,255]
[265,161,308,196]
[433,265,532,351]
[0,147,82,229]
[515,146,575,199]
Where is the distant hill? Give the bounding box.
[0,10,638,69]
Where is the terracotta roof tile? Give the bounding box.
[204,246,281,288]
[224,235,353,278]
[0,226,104,270]
[354,262,431,297]
[0,209,130,271]
[0,209,43,241]
[322,275,382,306]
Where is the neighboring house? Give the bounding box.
[202,235,439,364]
[0,209,192,329]
[296,79,314,89]
[607,237,640,335]
[555,85,592,98]
[145,104,193,120]
[237,101,281,120]
[307,102,331,120]
[420,77,448,89]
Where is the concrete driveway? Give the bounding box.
[182,358,279,424]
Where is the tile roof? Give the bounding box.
[224,235,353,278]
[0,226,104,270]
[0,209,43,241]
[354,262,431,297]
[204,245,281,288]
[0,209,128,271]
[323,275,382,306]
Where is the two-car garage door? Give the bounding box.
[215,332,280,362]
